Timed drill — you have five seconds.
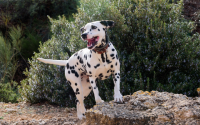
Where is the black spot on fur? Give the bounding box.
[84,54,87,60]
[66,63,69,69]
[94,63,100,69]
[68,71,70,74]
[115,78,117,82]
[116,54,118,59]
[98,29,100,31]
[87,62,91,68]
[79,57,83,64]
[94,87,96,89]
[101,54,105,62]
[90,54,91,58]
[112,57,115,60]
[89,86,92,89]
[75,83,77,86]
[75,88,80,95]
[71,70,79,77]
[105,53,112,64]
[99,73,103,78]
[112,48,115,51]
[77,56,80,59]
[110,54,114,57]
[75,99,79,103]
[84,96,87,99]
[103,28,105,31]
[91,81,93,84]
[115,73,117,75]
[70,66,74,69]
[107,70,110,73]
[117,76,120,78]
[115,62,117,66]
[111,65,113,68]
[77,62,79,65]
[87,78,89,82]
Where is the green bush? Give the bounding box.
[21,0,200,107]
[0,26,23,103]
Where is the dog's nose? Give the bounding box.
[81,33,87,39]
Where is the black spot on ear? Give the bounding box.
[100,20,114,27]
[80,26,84,33]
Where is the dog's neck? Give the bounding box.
[93,29,109,54]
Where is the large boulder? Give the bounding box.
[85,90,200,125]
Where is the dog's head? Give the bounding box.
[80,20,114,50]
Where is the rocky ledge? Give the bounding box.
[85,90,200,125]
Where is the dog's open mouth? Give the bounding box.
[87,36,99,49]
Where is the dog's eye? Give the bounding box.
[91,25,97,29]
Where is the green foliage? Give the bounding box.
[21,0,200,107]
[0,26,24,83]
[0,81,19,103]
[0,26,23,103]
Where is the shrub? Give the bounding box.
[21,0,200,107]
[0,26,23,103]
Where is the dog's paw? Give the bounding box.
[96,99,104,104]
[114,93,124,103]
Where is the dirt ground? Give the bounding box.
[0,102,85,125]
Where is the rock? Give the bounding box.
[85,90,200,125]
[5,108,17,113]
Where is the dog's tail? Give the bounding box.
[37,58,67,66]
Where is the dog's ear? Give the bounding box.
[100,20,114,28]
[80,26,84,33]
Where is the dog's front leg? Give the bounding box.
[89,77,104,103]
[113,71,124,103]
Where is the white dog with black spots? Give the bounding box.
[37,20,124,119]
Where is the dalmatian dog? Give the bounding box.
[37,20,123,119]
